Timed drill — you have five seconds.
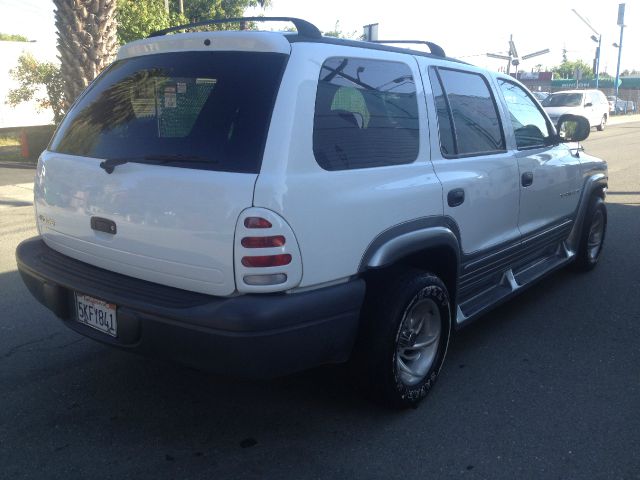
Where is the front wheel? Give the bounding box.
[357,270,452,408]
[573,195,607,271]
[597,115,607,131]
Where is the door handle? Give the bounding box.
[447,188,465,207]
[521,172,534,187]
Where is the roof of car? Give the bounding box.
[139,17,465,65]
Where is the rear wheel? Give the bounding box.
[357,270,452,408]
[597,115,607,131]
[573,195,607,271]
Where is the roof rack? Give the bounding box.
[149,17,322,39]
[370,40,446,58]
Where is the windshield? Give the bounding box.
[50,51,287,173]
[542,93,584,107]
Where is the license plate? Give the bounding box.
[75,293,117,337]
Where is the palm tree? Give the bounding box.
[53,0,118,111]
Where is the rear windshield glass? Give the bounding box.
[50,52,287,173]
[542,93,583,107]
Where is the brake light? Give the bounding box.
[241,236,285,248]
[235,208,302,293]
[241,254,292,268]
[244,217,272,229]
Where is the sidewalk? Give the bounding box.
[608,114,640,126]
[0,182,33,209]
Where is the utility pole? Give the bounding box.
[571,8,601,88]
[614,3,626,102]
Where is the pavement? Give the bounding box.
[607,113,640,125]
[0,182,33,209]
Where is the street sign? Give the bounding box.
[617,3,625,26]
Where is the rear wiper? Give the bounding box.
[99,154,215,174]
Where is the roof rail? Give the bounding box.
[370,40,446,58]
[149,17,322,39]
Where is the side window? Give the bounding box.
[497,79,552,149]
[428,68,456,155]
[313,57,419,170]
[429,67,505,157]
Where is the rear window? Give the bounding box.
[429,67,505,157]
[50,52,287,173]
[542,93,583,107]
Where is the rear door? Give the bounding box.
[36,50,288,295]
[422,64,521,255]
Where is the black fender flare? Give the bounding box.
[358,218,461,272]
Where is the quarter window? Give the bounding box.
[429,67,505,157]
[497,79,551,149]
[313,57,419,170]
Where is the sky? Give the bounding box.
[0,0,638,74]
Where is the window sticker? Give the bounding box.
[164,86,177,108]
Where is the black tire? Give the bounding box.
[596,115,606,131]
[573,195,607,271]
[356,269,452,408]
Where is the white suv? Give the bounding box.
[543,89,610,131]
[16,18,608,408]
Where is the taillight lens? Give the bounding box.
[241,236,285,248]
[244,217,272,229]
[241,254,292,268]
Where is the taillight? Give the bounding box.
[241,236,285,248]
[241,254,292,268]
[235,209,302,293]
[244,217,272,229]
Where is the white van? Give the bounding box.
[16,18,608,407]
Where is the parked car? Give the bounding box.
[607,95,636,114]
[543,89,609,130]
[15,17,608,408]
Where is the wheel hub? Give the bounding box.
[395,297,442,387]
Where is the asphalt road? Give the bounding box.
[1,124,639,480]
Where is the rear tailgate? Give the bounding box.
[36,46,288,296]
[35,154,255,296]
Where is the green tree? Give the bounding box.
[6,53,65,124]
[174,0,268,22]
[54,0,119,110]
[551,59,593,80]
[0,33,29,42]
[117,0,270,43]
[323,20,359,39]
[117,0,187,44]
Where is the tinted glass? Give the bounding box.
[542,93,583,107]
[313,57,419,170]
[498,79,551,149]
[50,52,287,173]
[437,69,504,155]
[428,68,456,155]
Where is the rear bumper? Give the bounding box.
[16,237,365,378]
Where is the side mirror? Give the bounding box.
[584,102,593,107]
[557,115,590,142]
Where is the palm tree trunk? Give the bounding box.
[53,0,118,111]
